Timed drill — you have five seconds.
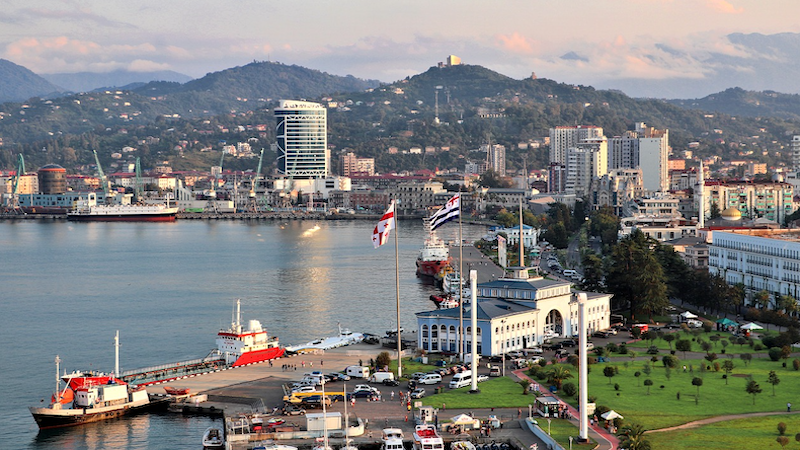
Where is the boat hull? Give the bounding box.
[416,258,450,277]
[67,213,177,222]
[230,346,285,367]
[29,397,164,429]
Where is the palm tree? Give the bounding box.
[546,365,573,390]
[618,423,651,450]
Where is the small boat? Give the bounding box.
[163,386,190,396]
[439,298,459,309]
[382,428,405,450]
[451,442,476,450]
[412,424,443,450]
[254,443,298,450]
[285,323,364,353]
[430,294,446,304]
[202,427,224,448]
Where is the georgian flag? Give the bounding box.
[430,193,460,231]
[372,200,396,248]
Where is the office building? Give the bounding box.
[275,100,329,178]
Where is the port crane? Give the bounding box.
[205,152,224,213]
[93,150,112,204]
[3,154,25,214]
[248,149,265,212]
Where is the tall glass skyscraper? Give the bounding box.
[275,100,328,178]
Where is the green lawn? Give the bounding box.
[622,330,767,355]
[647,414,800,450]
[545,418,596,450]
[549,357,800,430]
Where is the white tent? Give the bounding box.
[451,414,477,425]
[601,410,624,420]
[680,311,698,319]
[741,322,764,331]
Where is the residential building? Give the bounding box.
[590,168,643,216]
[700,180,794,224]
[339,152,375,177]
[607,123,669,193]
[549,125,604,165]
[548,163,567,193]
[486,144,507,176]
[275,100,329,178]
[566,137,607,198]
[793,135,800,172]
[393,181,445,213]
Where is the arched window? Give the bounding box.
[422,325,429,338]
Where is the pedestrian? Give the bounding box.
[391,391,395,400]
[789,402,793,412]
[442,402,446,410]
[518,408,522,419]
[321,360,324,367]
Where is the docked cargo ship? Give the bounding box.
[67,195,178,222]
[29,334,163,429]
[416,219,451,278]
[215,299,285,367]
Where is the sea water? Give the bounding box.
[0,219,488,449]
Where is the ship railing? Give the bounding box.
[119,356,223,379]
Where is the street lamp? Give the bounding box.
[528,404,532,419]
[547,418,551,435]
[501,319,506,377]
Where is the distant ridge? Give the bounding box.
[0,59,64,103]
[41,70,193,93]
[667,87,800,120]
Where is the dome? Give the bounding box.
[721,207,742,221]
[39,164,66,172]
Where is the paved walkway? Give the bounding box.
[647,410,800,433]
[511,368,619,450]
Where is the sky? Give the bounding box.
[3,0,800,97]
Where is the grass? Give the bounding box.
[544,418,596,449]
[623,330,767,355]
[647,414,800,450]
[418,378,536,409]
[546,357,800,430]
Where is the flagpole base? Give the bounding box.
[468,389,481,394]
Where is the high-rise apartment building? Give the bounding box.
[549,125,604,165]
[487,144,506,176]
[339,152,375,177]
[275,100,329,178]
[607,123,668,193]
[792,135,800,172]
[566,137,607,197]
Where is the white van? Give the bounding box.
[418,373,442,385]
[563,269,577,278]
[449,370,473,389]
[369,372,395,383]
[302,372,325,385]
[345,365,370,378]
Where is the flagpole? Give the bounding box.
[394,201,402,378]
[458,193,464,362]
[519,197,524,267]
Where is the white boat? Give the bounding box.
[451,442,476,450]
[67,195,178,222]
[285,324,364,353]
[382,428,405,450]
[411,424,443,450]
[202,427,224,448]
[439,298,459,309]
[442,271,461,294]
[253,444,298,450]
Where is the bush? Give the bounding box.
[713,362,721,372]
[562,382,577,397]
[769,347,783,362]
[779,422,787,435]
[618,343,627,354]
[606,343,619,353]
[614,383,620,391]
[662,355,679,368]
[793,359,800,371]
[647,346,660,355]
[754,343,764,351]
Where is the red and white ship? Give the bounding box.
[416,219,451,278]
[215,299,285,367]
[412,424,444,450]
[29,333,162,429]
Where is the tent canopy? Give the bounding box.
[601,410,623,420]
[680,311,698,319]
[450,414,476,425]
[741,322,764,330]
[716,318,738,326]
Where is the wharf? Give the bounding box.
[448,244,505,284]
[147,342,542,450]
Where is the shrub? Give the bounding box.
[713,362,721,372]
[647,346,660,355]
[618,343,627,354]
[769,347,783,362]
[614,383,620,391]
[651,356,659,363]
[754,343,764,351]
[662,355,679,368]
[606,343,619,353]
[705,352,718,363]
[562,382,577,397]
[793,359,800,371]
[779,422,787,435]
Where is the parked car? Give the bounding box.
[301,395,332,408]
[283,404,306,416]
[410,372,426,380]
[528,356,545,365]
[382,378,400,386]
[410,388,426,399]
[349,390,376,399]
[560,339,576,347]
[291,385,318,394]
[328,372,350,381]
[476,374,489,383]
[529,346,544,354]
[353,384,376,393]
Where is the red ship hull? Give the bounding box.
[416,258,450,277]
[67,214,177,222]
[230,346,285,367]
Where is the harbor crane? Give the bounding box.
[248,149,265,212]
[205,152,224,213]
[3,154,25,214]
[93,150,112,204]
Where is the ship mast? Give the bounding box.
[114,330,120,378]
[54,355,61,404]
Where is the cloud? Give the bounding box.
[127,59,172,72]
[495,32,534,54]
[706,0,744,14]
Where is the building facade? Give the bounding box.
[700,181,794,224]
[549,126,604,166]
[275,100,329,179]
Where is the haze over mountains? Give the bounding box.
[41,70,193,94]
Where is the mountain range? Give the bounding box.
[41,70,193,94]
[0,59,64,103]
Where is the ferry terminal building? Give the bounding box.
[416,269,613,355]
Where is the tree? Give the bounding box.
[634,371,642,386]
[546,365,573,389]
[580,252,605,292]
[376,351,392,368]
[603,366,616,384]
[722,360,735,385]
[740,353,752,366]
[518,379,531,395]
[643,378,653,395]
[617,423,651,450]
[692,377,703,399]
[605,230,668,322]
[746,380,762,404]
[676,339,692,358]
[777,436,789,448]
[663,334,676,350]
[767,370,781,396]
